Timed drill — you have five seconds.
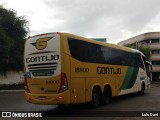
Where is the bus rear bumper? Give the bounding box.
[25,91,70,105]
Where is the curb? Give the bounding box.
[0,90,24,92]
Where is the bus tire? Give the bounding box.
[102,86,111,105]
[139,83,145,95]
[91,88,101,108]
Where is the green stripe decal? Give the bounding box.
[120,67,139,89]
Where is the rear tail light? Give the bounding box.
[24,74,30,93]
[57,32,61,35]
[58,72,68,93]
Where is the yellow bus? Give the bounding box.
[24,32,150,107]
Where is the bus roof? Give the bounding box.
[62,33,144,56]
[130,48,145,57]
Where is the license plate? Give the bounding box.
[38,96,47,100]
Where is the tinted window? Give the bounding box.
[68,38,144,69]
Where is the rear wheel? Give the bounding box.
[91,88,101,108]
[102,86,111,105]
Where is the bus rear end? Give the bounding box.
[24,32,70,105]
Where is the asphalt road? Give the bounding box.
[0,82,160,120]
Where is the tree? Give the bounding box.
[0,5,29,75]
[125,43,151,60]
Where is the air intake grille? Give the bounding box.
[27,62,58,76]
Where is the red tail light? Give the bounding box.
[57,32,61,35]
[58,72,68,93]
[24,74,30,93]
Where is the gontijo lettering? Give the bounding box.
[26,55,59,63]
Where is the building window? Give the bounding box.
[145,39,150,43]
[151,39,160,43]
[152,61,160,65]
[151,50,160,54]
[141,39,150,44]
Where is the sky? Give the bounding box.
[1,0,160,44]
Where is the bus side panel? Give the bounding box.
[69,58,86,104]
[118,67,148,95]
[115,76,126,95]
[70,78,86,103]
[85,65,128,102]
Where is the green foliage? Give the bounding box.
[0,5,29,74]
[125,43,151,60]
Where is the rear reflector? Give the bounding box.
[56,96,63,101]
[25,95,30,101]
